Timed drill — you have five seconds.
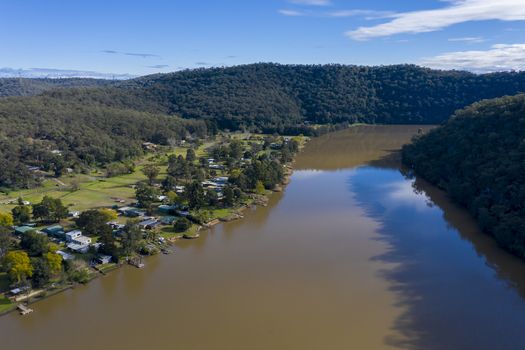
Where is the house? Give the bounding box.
[65,230,82,242]
[56,250,75,261]
[73,235,92,246]
[160,216,177,225]
[108,221,125,230]
[14,226,36,235]
[209,164,225,170]
[158,204,178,214]
[67,243,90,254]
[177,210,190,217]
[42,225,65,238]
[139,219,160,230]
[214,176,229,184]
[96,255,112,264]
[117,206,146,217]
[142,142,158,151]
[68,211,80,218]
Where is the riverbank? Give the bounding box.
[0,133,309,318]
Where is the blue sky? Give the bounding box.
[1,0,525,78]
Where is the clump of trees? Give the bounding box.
[32,196,68,223]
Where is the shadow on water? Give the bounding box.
[350,151,525,350]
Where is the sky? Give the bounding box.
[1,0,525,78]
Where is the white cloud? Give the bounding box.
[421,43,525,72]
[0,67,136,80]
[288,0,331,6]
[278,9,305,16]
[346,0,525,40]
[448,36,486,43]
[328,10,397,20]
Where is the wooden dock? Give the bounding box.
[17,304,33,315]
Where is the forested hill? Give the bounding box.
[2,63,525,189]
[402,94,525,259]
[0,77,118,98]
[44,64,525,130]
[0,95,207,189]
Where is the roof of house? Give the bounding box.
[139,219,158,226]
[73,236,91,245]
[65,230,82,237]
[160,216,177,224]
[42,225,64,233]
[14,226,35,234]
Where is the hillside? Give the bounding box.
[0,77,118,98]
[402,94,525,258]
[0,95,207,189]
[43,64,525,130]
[3,63,525,189]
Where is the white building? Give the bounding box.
[65,230,82,242]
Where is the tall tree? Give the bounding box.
[4,250,33,284]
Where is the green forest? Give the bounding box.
[402,94,525,259]
[2,63,525,190]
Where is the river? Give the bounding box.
[2,125,525,350]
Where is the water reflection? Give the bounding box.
[350,166,525,350]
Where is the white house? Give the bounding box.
[73,236,92,245]
[65,230,82,242]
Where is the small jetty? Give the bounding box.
[17,304,33,315]
[129,256,145,268]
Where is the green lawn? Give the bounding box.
[0,294,15,314]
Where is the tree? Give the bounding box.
[65,259,90,284]
[11,205,31,225]
[255,180,265,195]
[99,208,118,222]
[135,183,158,208]
[121,220,142,256]
[0,212,13,227]
[76,209,109,236]
[186,148,196,163]
[0,226,13,260]
[185,181,206,209]
[142,164,160,185]
[32,196,67,223]
[31,257,50,288]
[20,231,50,257]
[174,217,191,232]
[223,185,235,207]
[228,140,244,159]
[162,175,178,192]
[4,251,33,284]
[98,225,118,257]
[45,252,63,275]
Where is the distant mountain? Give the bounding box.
[0,77,119,98]
[402,94,525,259]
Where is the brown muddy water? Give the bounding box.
[2,125,525,350]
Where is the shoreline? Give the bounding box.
[0,137,308,318]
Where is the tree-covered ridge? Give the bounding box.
[402,94,525,258]
[0,78,117,98]
[0,95,207,189]
[46,64,525,129]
